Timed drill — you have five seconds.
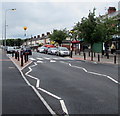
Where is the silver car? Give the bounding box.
[47,47,58,55]
[56,47,70,56]
[37,46,48,53]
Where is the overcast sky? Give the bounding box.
[1,0,119,40]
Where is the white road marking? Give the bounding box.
[10,57,56,115]
[44,57,51,60]
[21,60,33,70]
[59,57,66,59]
[50,60,56,63]
[60,61,119,84]
[25,62,69,115]
[29,58,36,61]
[30,85,56,115]
[37,61,44,63]
[38,87,61,100]
[8,66,15,69]
[37,58,43,60]
[53,58,59,60]
[60,100,69,115]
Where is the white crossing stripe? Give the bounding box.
[50,60,56,62]
[37,61,44,63]
[29,58,36,61]
[52,58,59,60]
[37,58,43,60]
[53,57,65,60]
[44,57,51,60]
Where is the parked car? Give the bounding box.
[37,46,48,53]
[6,46,15,54]
[23,47,32,55]
[47,47,58,55]
[56,47,70,56]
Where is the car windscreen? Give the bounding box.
[41,47,47,48]
[51,48,57,50]
[60,48,68,51]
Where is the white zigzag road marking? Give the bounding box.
[10,57,56,115]
[60,61,119,84]
[25,62,69,115]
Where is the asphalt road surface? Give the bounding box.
[21,52,119,115]
[1,50,52,116]
[1,50,119,116]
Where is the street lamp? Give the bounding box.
[4,8,16,49]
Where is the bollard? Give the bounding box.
[21,54,23,67]
[114,55,116,64]
[106,52,109,59]
[24,53,27,63]
[75,50,77,55]
[17,51,19,61]
[12,52,14,57]
[91,52,93,61]
[15,52,16,59]
[26,52,28,61]
[70,51,73,58]
[98,54,100,62]
[79,50,80,55]
[15,52,17,59]
[20,51,23,58]
[88,51,90,57]
[84,52,86,60]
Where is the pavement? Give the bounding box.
[0,49,2,116]
[1,49,52,115]
[72,51,119,65]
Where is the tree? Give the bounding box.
[73,8,118,60]
[73,8,97,60]
[50,29,68,46]
[1,38,24,46]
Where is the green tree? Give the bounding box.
[102,17,119,42]
[73,8,118,60]
[50,29,68,46]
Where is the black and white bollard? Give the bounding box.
[84,52,86,60]
[98,54,100,62]
[70,51,73,58]
[114,55,116,64]
[21,54,23,67]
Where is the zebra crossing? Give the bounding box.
[29,57,74,62]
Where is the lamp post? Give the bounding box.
[4,8,16,49]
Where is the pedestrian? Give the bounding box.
[110,43,116,54]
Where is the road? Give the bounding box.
[21,52,119,115]
[1,50,52,116]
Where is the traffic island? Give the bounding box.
[9,52,32,70]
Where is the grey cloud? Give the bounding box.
[1,1,118,39]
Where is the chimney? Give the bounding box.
[108,7,116,14]
[37,35,40,38]
[47,32,50,35]
[42,34,45,37]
